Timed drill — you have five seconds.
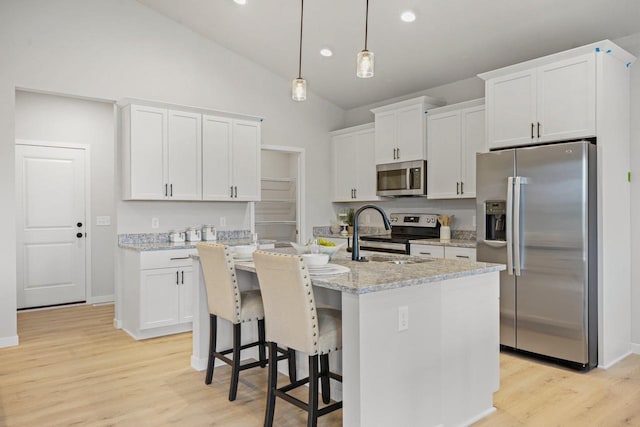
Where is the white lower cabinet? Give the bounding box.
[443,246,476,262]
[122,248,196,339]
[411,244,476,262]
[410,244,445,258]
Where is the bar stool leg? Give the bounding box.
[205,314,217,385]
[308,355,319,427]
[288,349,297,383]
[229,323,242,401]
[258,319,267,367]
[264,342,278,427]
[320,353,330,404]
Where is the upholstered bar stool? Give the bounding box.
[253,251,343,427]
[196,243,296,401]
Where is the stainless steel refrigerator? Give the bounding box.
[476,140,597,369]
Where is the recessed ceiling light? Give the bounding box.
[400,11,416,22]
[233,0,247,5]
[320,48,333,57]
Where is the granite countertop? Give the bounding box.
[119,238,263,251]
[192,249,504,295]
[409,238,477,248]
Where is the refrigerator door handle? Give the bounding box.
[514,176,522,276]
[483,240,508,248]
[506,177,514,275]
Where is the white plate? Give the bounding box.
[307,264,350,276]
[233,254,253,262]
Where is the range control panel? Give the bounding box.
[389,213,440,228]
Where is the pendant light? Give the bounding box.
[356,0,374,78]
[291,0,307,101]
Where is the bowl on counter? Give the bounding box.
[301,253,329,267]
[289,241,347,260]
[232,244,257,258]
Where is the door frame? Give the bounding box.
[15,139,93,307]
[257,145,306,243]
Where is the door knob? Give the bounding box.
[77,222,83,227]
[76,232,83,238]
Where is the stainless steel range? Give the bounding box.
[359,213,440,254]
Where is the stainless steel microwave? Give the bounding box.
[376,160,427,196]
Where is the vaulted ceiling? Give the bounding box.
[138,0,640,109]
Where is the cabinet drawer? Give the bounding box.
[410,244,445,258]
[139,249,197,269]
[444,247,476,262]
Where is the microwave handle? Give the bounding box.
[406,167,411,191]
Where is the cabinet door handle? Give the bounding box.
[396,147,400,159]
[181,270,184,284]
[234,186,238,198]
[460,182,464,195]
[419,252,432,255]
[170,184,173,197]
[456,182,460,195]
[176,271,179,285]
[230,186,234,198]
[165,184,168,197]
[456,255,470,259]
[354,188,357,199]
[531,122,534,139]
[170,256,190,261]
[392,148,396,160]
[537,122,541,139]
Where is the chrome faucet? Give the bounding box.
[351,205,392,261]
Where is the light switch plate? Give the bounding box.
[96,216,111,226]
[151,217,160,229]
[398,306,409,331]
[220,217,227,227]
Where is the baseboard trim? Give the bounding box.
[0,335,19,348]
[461,406,496,426]
[598,350,633,369]
[191,355,207,371]
[90,295,114,304]
[630,343,640,355]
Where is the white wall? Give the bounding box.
[615,33,640,349]
[0,0,344,345]
[15,90,116,300]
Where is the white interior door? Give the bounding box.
[16,144,87,309]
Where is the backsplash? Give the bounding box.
[313,226,476,241]
[118,230,252,245]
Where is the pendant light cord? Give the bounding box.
[298,0,304,79]
[364,0,369,51]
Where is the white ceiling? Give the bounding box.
[137,0,640,110]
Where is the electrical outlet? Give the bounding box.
[151,217,160,229]
[398,306,409,331]
[220,217,226,227]
[96,216,111,226]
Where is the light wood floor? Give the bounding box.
[1,305,639,426]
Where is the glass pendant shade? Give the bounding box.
[356,50,374,78]
[292,78,307,101]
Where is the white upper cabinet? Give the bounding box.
[372,96,444,165]
[202,115,261,201]
[123,105,167,200]
[123,105,202,200]
[121,100,261,202]
[167,110,202,200]
[331,124,379,202]
[485,52,596,149]
[427,100,486,199]
[231,120,261,201]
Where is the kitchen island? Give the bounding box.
[190,251,504,427]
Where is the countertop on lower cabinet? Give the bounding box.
[410,238,477,248]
